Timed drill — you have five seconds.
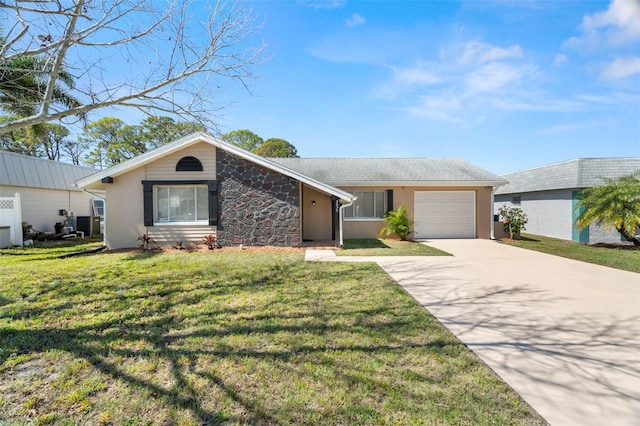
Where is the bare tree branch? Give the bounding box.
[0,0,265,134]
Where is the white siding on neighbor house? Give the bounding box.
[588,223,625,244]
[495,190,574,241]
[495,190,627,243]
[145,142,216,180]
[0,185,93,233]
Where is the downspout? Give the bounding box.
[490,186,496,240]
[338,196,356,248]
[81,189,107,248]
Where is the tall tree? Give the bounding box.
[81,117,144,169]
[252,138,299,158]
[0,0,264,134]
[574,173,640,246]
[0,50,82,118]
[0,116,31,154]
[221,129,263,151]
[40,123,70,161]
[139,116,206,149]
[61,140,86,165]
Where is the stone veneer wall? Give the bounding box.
[216,149,301,247]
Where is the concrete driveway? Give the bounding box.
[306,240,640,426]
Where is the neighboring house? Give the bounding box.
[76,132,506,249]
[494,158,640,243]
[0,151,100,239]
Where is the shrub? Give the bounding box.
[499,205,528,239]
[202,234,217,250]
[380,205,413,241]
[137,234,159,250]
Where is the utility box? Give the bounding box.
[77,216,101,236]
[0,226,10,248]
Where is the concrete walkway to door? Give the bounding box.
[305,240,640,426]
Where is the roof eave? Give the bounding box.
[75,132,355,203]
[326,180,508,187]
[211,136,354,202]
[76,132,210,188]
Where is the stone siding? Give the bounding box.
[216,149,300,247]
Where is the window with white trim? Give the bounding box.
[91,199,104,218]
[344,190,386,219]
[155,186,208,224]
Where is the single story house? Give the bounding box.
[76,132,507,249]
[494,158,640,243]
[0,151,100,244]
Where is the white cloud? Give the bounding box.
[582,0,640,46]
[298,0,345,10]
[553,54,568,66]
[346,13,366,28]
[601,56,640,79]
[405,95,463,123]
[537,123,579,135]
[565,0,640,49]
[372,64,442,101]
[459,40,522,65]
[465,63,530,93]
[393,66,441,85]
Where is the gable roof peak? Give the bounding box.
[75,132,355,202]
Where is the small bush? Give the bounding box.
[499,205,528,239]
[380,205,414,241]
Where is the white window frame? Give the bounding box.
[154,185,208,226]
[344,190,386,221]
[91,199,104,218]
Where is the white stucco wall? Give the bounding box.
[495,190,574,241]
[495,190,629,243]
[588,223,626,244]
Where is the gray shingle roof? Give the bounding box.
[495,158,640,195]
[0,150,98,191]
[269,158,506,186]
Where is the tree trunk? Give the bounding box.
[616,227,640,246]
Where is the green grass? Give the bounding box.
[337,238,452,256]
[0,244,543,425]
[501,233,640,273]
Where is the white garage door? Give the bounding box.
[414,191,476,239]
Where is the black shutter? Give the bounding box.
[386,189,394,213]
[142,181,153,226]
[208,181,218,226]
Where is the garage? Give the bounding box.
[414,191,476,239]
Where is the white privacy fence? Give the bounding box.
[0,193,23,247]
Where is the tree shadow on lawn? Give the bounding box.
[0,261,477,424]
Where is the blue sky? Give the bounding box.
[215,0,640,174]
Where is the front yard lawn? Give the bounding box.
[0,244,543,425]
[338,238,452,256]
[501,233,640,273]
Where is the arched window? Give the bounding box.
[176,156,203,172]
